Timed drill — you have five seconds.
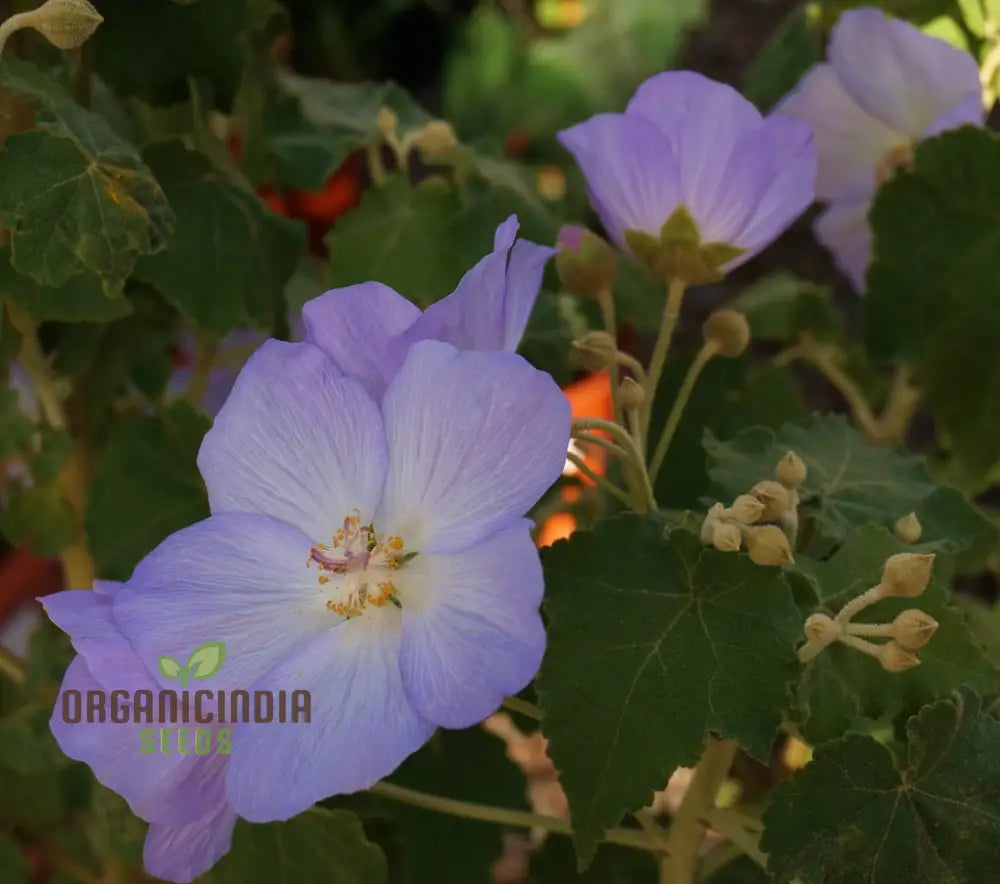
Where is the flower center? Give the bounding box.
[875,143,914,186]
[307,511,410,619]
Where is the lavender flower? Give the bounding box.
[777,8,983,289]
[42,581,238,883]
[302,215,556,399]
[44,335,569,880]
[557,71,816,283]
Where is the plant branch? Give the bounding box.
[501,695,541,720]
[642,278,686,443]
[567,452,632,507]
[0,646,27,685]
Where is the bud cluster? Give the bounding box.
[699,450,806,567]
[796,551,938,672]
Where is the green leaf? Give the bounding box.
[92,0,249,108]
[0,389,34,460]
[0,101,173,295]
[0,720,48,775]
[157,655,183,681]
[90,786,146,864]
[86,402,210,579]
[29,429,74,485]
[743,6,822,110]
[537,516,801,865]
[791,525,998,742]
[0,245,132,323]
[377,727,529,884]
[186,640,227,680]
[135,140,305,334]
[0,832,29,884]
[763,687,1000,883]
[727,272,838,342]
[866,127,1000,475]
[705,415,940,546]
[212,808,387,884]
[264,75,431,190]
[0,483,76,557]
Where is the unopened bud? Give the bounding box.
[571,331,617,371]
[877,640,921,673]
[700,503,725,544]
[891,609,938,651]
[619,377,645,411]
[711,520,742,553]
[894,512,922,544]
[702,309,750,358]
[880,553,935,598]
[409,120,458,160]
[750,480,791,522]
[556,226,618,298]
[723,494,765,525]
[776,450,807,489]
[744,525,794,566]
[30,0,103,49]
[804,613,841,647]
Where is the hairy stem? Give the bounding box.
[367,781,665,853]
[663,737,738,883]
[649,341,719,484]
[567,451,632,507]
[572,417,656,512]
[0,646,27,685]
[642,278,686,444]
[501,695,541,720]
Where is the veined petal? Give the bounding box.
[198,339,388,542]
[627,72,762,234]
[226,613,435,821]
[557,113,681,247]
[398,520,545,728]
[815,197,872,293]
[728,115,817,262]
[302,282,420,400]
[829,8,982,136]
[144,801,238,884]
[403,215,556,352]
[114,513,338,694]
[777,63,904,202]
[378,341,570,554]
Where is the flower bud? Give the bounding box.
[775,450,807,489]
[711,520,743,553]
[571,331,617,371]
[556,226,619,298]
[619,377,645,411]
[893,512,922,544]
[30,0,103,49]
[891,609,938,651]
[750,480,791,522]
[744,525,794,566]
[723,494,765,526]
[702,309,750,358]
[803,613,841,647]
[700,503,724,544]
[376,107,399,142]
[877,640,921,673]
[880,553,935,599]
[409,120,458,160]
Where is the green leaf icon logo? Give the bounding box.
[185,641,226,682]
[158,655,183,681]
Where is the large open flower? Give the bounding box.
[777,8,983,289]
[558,71,815,281]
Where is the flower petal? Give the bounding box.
[814,197,872,293]
[41,590,152,694]
[302,282,420,400]
[924,93,984,137]
[557,113,681,247]
[378,340,570,554]
[198,339,388,542]
[777,62,903,201]
[114,513,339,694]
[402,216,556,352]
[829,8,981,136]
[727,115,817,262]
[398,519,544,728]
[144,802,238,884]
[626,72,762,232]
[226,613,435,821]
